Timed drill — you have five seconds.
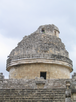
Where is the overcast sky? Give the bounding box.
[0,0,76,78]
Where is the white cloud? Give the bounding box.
[0,0,76,78]
[0,34,19,58]
[0,33,20,78]
[69,44,76,74]
[70,44,76,62]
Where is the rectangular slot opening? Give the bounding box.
[40,72,46,79]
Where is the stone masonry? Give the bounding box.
[6,24,73,79]
[0,73,76,102]
[0,24,75,102]
[0,75,71,102]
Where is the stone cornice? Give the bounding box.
[6,58,73,72]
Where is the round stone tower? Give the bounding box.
[6,24,73,79]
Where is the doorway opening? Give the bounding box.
[40,72,46,79]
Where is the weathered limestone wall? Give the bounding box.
[1,73,75,102]
[0,78,71,102]
[6,24,73,80]
[72,93,76,101]
[0,89,65,102]
[36,24,60,38]
[0,78,71,89]
[9,63,70,79]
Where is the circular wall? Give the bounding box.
[9,63,70,79]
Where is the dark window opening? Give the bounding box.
[40,72,46,79]
[54,30,56,36]
[41,28,45,33]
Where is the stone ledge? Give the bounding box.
[6,58,73,72]
[0,78,72,89]
[7,54,72,65]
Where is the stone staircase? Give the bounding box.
[0,88,65,102]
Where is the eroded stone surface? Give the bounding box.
[6,24,73,79]
[9,63,70,79]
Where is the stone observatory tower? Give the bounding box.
[6,24,73,79]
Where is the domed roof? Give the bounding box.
[6,24,73,71]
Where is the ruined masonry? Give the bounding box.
[0,24,76,102]
[7,24,73,79]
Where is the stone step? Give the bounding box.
[0,89,65,102]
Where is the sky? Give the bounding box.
[0,0,76,78]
